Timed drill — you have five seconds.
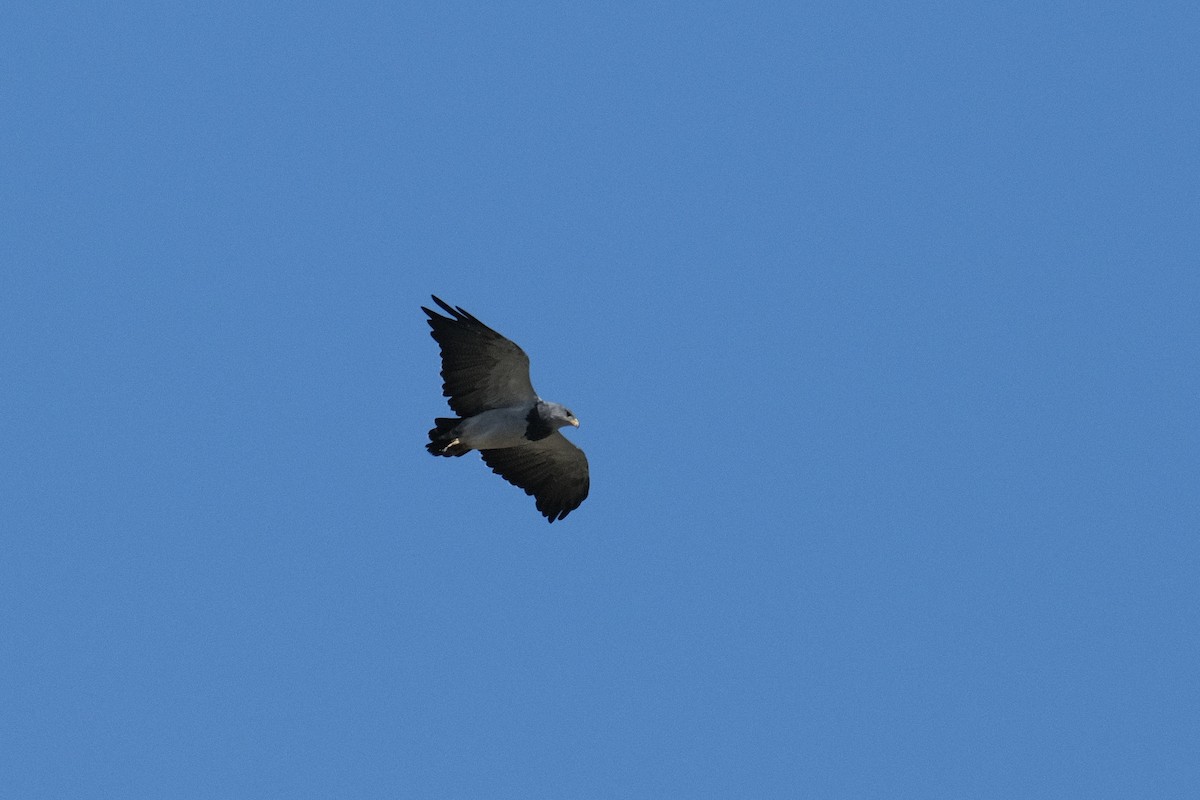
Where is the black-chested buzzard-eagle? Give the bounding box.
[423,296,589,523]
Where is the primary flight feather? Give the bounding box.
[422,296,589,523]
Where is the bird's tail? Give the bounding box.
[427,417,471,456]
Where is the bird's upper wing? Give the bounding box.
[423,296,537,416]
[479,434,590,523]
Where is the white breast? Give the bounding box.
[457,407,536,450]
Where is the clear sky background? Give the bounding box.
[3,2,1198,798]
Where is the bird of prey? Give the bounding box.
[422,295,589,522]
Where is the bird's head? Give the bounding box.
[538,401,580,429]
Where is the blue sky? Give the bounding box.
[3,2,1198,797]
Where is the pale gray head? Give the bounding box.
[537,400,580,429]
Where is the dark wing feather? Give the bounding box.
[422,296,537,416]
[480,434,590,523]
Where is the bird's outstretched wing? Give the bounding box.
[480,434,590,523]
[422,296,537,416]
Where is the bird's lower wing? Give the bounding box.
[480,434,590,522]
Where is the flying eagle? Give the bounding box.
[423,296,589,522]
